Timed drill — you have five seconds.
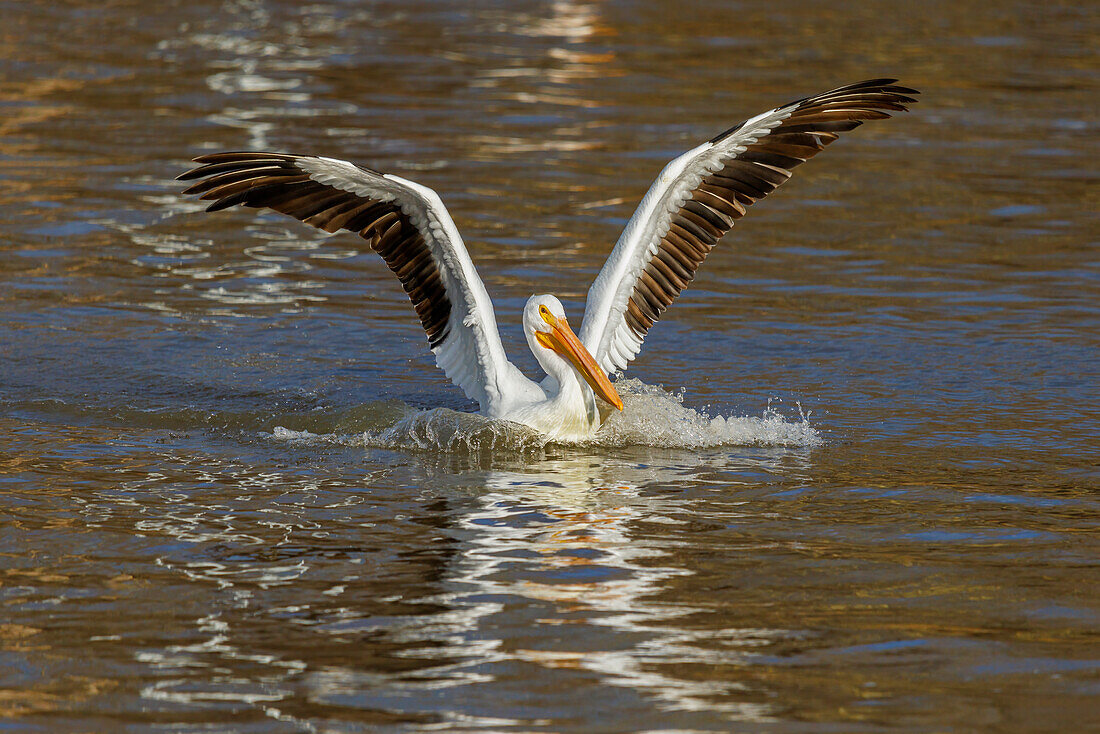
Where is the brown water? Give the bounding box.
[2,0,1098,731]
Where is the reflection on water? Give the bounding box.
[1,0,1098,730]
[45,443,817,728]
[444,455,785,723]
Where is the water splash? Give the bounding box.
[588,379,821,449]
[273,408,547,455]
[271,380,820,455]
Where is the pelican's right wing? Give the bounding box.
[579,79,919,373]
[178,152,538,413]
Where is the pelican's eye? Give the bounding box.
[538,305,554,325]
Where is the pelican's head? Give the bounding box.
[523,295,623,411]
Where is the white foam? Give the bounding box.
[269,380,820,455]
[271,426,320,442]
[589,379,821,449]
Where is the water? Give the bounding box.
[1,0,1098,730]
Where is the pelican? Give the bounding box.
[179,79,918,442]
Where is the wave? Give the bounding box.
[270,379,821,455]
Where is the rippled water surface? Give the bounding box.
[2,0,1098,731]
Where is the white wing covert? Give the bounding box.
[579,79,919,374]
[178,152,537,414]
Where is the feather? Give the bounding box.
[579,79,919,373]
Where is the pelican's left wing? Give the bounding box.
[579,79,919,373]
[178,152,538,414]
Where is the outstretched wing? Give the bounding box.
[579,79,919,373]
[178,152,538,414]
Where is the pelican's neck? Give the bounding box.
[545,363,591,410]
[526,326,581,400]
[525,337,600,437]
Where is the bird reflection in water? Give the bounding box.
[410,450,808,723]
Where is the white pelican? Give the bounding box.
[179,79,918,441]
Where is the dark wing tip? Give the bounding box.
[709,79,919,146]
[192,151,296,164]
[177,151,300,180]
[203,188,255,212]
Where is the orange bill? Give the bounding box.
[536,315,624,410]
